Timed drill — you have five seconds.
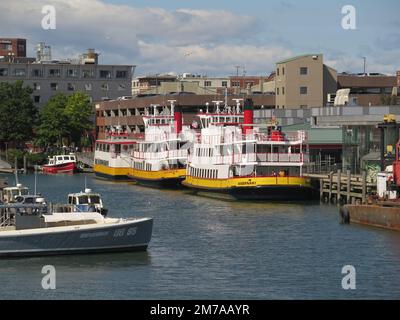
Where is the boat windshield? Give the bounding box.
[78,195,101,204]
[11,188,29,197]
[89,195,101,204]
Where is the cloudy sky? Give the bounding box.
[1,0,399,76]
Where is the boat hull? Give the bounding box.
[129,168,186,189]
[182,176,318,201]
[341,204,400,231]
[0,218,153,258]
[93,164,131,181]
[42,162,76,174]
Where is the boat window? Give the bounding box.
[70,156,76,161]
[89,195,100,204]
[57,156,63,161]
[64,156,70,160]
[78,195,89,204]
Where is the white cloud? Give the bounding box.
[137,41,292,75]
[1,0,279,75]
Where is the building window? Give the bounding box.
[33,83,41,91]
[300,86,308,95]
[67,69,78,77]
[282,67,285,75]
[277,68,280,76]
[13,68,26,76]
[118,84,126,91]
[204,81,212,87]
[67,83,75,91]
[116,70,127,79]
[300,105,308,109]
[1,43,12,50]
[33,96,41,103]
[50,83,58,91]
[232,81,240,87]
[222,81,228,87]
[49,69,61,77]
[276,87,279,95]
[100,70,112,79]
[300,67,308,75]
[31,69,43,77]
[101,83,109,91]
[282,87,285,95]
[0,68,8,76]
[85,83,92,91]
[82,69,94,78]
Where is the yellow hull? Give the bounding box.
[129,168,186,181]
[93,164,131,180]
[182,176,317,200]
[128,168,186,188]
[183,176,312,189]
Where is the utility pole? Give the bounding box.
[363,57,366,76]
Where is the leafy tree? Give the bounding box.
[35,92,94,148]
[35,93,70,147]
[64,92,94,146]
[0,81,38,147]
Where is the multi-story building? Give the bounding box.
[229,75,269,94]
[0,38,26,58]
[95,94,275,139]
[0,41,135,107]
[337,73,397,106]
[396,71,400,88]
[132,73,231,96]
[274,54,337,109]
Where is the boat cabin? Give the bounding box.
[2,184,29,203]
[47,153,76,165]
[67,188,107,216]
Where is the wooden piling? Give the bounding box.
[362,170,367,204]
[337,169,341,204]
[329,171,333,203]
[346,170,351,204]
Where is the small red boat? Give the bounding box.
[42,154,77,174]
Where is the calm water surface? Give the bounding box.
[0,173,400,299]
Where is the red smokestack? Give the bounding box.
[243,98,254,134]
[174,105,183,134]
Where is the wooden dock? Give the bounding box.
[304,170,376,205]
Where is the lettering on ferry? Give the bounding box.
[80,231,109,239]
[237,181,256,186]
[113,228,126,238]
[127,227,137,236]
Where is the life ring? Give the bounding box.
[340,206,350,224]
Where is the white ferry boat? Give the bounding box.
[93,125,137,180]
[129,101,194,188]
[182,98,317,200]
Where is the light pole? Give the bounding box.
[363,57,366,76]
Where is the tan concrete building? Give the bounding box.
[275,54,337,109]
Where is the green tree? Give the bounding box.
[0,81,38,147]
[35,92,94,148]
[64,92,94,146]
[35,93,70,147]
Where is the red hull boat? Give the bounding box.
[42,154,77,174]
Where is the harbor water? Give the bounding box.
[1,173,400,299]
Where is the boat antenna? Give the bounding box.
[34,166,37,195]
[14,157,19,185]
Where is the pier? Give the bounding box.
[304,170,375,205]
